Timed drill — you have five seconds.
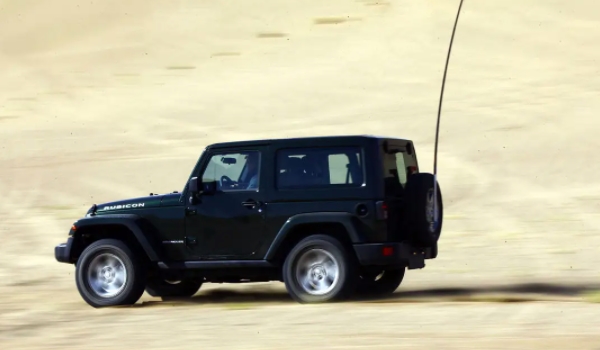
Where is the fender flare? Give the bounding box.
[264,212,363,260]
[71,214,162,261]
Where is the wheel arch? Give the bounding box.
[69,214,162,263]
[264,212,363,264]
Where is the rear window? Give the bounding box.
[383,151,411,187]
[381,141,417,196]
[276,147,364,189]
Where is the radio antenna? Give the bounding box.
[433,0,464,227]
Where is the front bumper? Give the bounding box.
[353,242,437,270]
[55,237,74,264]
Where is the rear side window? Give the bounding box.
[381,141,418,196]
[276,147,363,189]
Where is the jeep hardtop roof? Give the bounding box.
[206,134,412,150]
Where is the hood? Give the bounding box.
[93,192,182,214]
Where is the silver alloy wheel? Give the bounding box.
[87,253,127,298]
[295,248,340,296]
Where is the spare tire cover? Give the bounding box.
[402,172,443,247]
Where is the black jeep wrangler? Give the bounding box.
[55,135,443,307]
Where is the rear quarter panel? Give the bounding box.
[258,137,388,257]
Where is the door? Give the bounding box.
[184,147,268,260]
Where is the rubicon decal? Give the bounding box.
[100,203,145,211]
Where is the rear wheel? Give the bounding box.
[75,239,147,308]
[283,234,357,303]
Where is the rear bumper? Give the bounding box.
[353,242,437,270]
[55,237,74,264]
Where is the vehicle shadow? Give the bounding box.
[133,282,600,308]
[136,287,293,308]
[353,282,600,303]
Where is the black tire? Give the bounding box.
[283,234,357,303]
[145,278,203,299]
[355,268,405,296]
[75,239,147,308]
[403,172,443,247]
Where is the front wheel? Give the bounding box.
[75,239,147,308]
[283,234,357,303]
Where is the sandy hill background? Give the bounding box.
[1,0,599,349]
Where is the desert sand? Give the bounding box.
[1,0,599,349]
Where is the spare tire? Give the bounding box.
[402,172,443,247]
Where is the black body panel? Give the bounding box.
[55,135,440,282]
[71,214,163,261]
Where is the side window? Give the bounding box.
[328,153,361,184]
[276,147,363,189]
[201,151,260,191]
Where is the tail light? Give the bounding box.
[382,246,394,256]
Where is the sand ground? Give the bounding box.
[1,0,599,349]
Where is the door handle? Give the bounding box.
[241,199,261,209]
[185,208,197,216]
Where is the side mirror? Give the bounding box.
[188,177,200,204]
[188,178,218,204]
[189,177,199,193]
[188,177,199,205]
